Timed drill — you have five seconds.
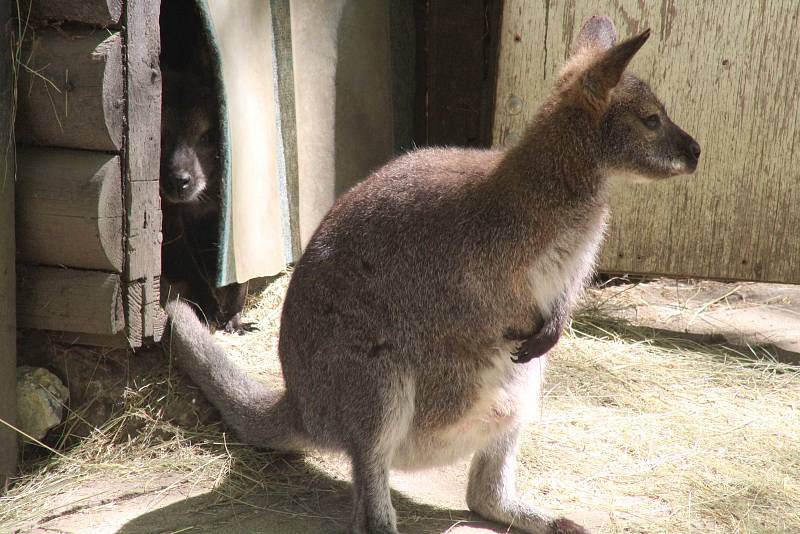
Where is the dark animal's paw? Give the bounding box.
[221,314,259,335]
[511,327,560,364]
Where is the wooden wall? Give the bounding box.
[1,0,18,488]
[15,0,164,346]
[494,1,800,284]
[414,0,502,148]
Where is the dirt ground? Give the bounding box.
[2,275,798,534]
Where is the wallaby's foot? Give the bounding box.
[551,517,591,534]
[467,429,591,533]
[470,499,591,534]
[469,497,587,534]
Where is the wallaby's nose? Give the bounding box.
[175,171,192,191]
[689,140,701,160]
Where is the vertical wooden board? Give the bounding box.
[125,180,162,281]
[494,1,800,284]
[124,181,163,344]
[126,277,166,347]
[124,0,163,345]
[0,0,17,488]
[16,29,123,152]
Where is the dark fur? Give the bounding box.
[160,70,248,333]
[166,17,699,534]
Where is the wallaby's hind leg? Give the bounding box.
[466,427,589,534]
[331,371,412,534]
[350,448,397,534]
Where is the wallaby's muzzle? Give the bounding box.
[677,126,701,173]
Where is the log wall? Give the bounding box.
[15,0,163,347]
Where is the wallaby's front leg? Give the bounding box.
[511,295,569,364]
[466,428,589,534]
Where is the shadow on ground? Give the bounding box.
[116,450,519,534]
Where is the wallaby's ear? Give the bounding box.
[572,16,617,55]
[579,28,651,112]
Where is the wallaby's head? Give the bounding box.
[556,16,700,181]
[160,69,222,205]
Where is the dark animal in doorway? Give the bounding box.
[160,69,249,334]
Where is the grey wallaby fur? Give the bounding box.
[165,16,700,534]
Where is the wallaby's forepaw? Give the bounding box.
[551,517,591,534]
[511,327,560,363]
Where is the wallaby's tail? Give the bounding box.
[164,300,307,451]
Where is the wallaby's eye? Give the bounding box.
[643,114,661,130]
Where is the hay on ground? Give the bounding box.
[1,274,798,533]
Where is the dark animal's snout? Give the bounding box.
[174,171,192,191]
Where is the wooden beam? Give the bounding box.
[123,0,163,346]
[16,29,123,152]
[17,266,124,336]
[16,147,123,272]
[22,0,123,27]
[1,0,17,490]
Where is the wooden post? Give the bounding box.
[123,0,164,346]
[1,0,18,490]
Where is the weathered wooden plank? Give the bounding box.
[125,180,162,281]
[22,0,123,27]
[124,0,163,346]
[16,147,123,272]
[17,266,124,336]
[125,276,165,347]
[16,29,123,152]
[0,0,17,490]
[494,1,800,284]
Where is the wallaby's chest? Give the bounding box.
[525,206,608,316]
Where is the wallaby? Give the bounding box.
[160,68,249,334]
[165,16,699,534]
